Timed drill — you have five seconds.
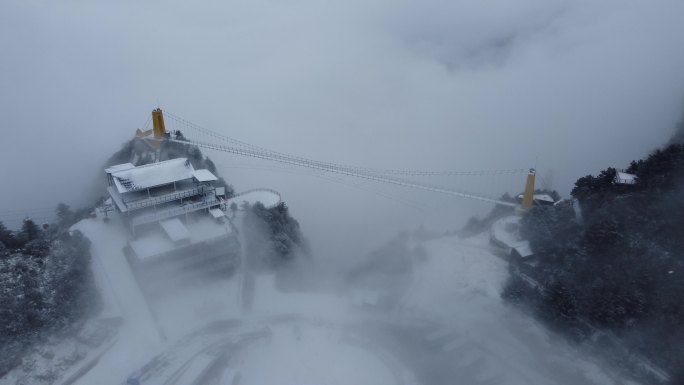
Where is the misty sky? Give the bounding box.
[2,0,684,260]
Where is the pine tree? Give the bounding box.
[21,218,41,243]
[55,203,73,227]
[0,222,13,248]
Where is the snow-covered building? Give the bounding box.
[105,158,238,287]
[489,217,537,264]
[106,158,226,234]
[615,171,636,185]
[515,193,556,206]
[510,241,534,261]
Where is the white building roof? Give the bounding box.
[193,169,218,182]
[209,208,225,219]
[111,158,195,194]
[616,171,636,185]
[511,241,533,258]
[105,163,135,174]
[128,215,233,261]
[533,194,555,203]
[516,193,556,204]
[160,218,191,242]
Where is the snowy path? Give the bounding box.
[72,217,166,384]
[234,211,252,313]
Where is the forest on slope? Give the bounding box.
[0,209,97,376]
[504,115,684,381]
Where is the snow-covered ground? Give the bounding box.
[58,210,638,385]
[70,215,167,384]
[232,323,402,385]
[398,232,634,385]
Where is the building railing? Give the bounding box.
[125,185,213,211]
[130,197,223,228]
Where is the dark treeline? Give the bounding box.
[243,201,308,269]
[0,205,98,376]
[503,140,684,380]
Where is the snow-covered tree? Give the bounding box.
[0,222,14,249]
[507,142,684,374]
[20,218,41,242]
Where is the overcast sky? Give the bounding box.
[1,0,684,260]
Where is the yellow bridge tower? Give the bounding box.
[135,108,167,149]
[521,168,536,210]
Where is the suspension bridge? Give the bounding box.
[152,109,537,208]
[0,108,538,228]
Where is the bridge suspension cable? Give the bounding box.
[167,136,519,207]
[163,111,528,178]
[156,111,525,207]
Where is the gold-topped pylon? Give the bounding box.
[521,168,536,209]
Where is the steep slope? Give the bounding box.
[106,230,637,385]
[394,233,631,385]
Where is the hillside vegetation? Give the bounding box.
[504,140,684,379]
[0,210,97,376]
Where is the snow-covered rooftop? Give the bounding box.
[160,218,191,243]
[105,163,135,174]
[516,193,556,204]
[533,194,555,203]
[128,215,232,261]
[616,171,636,185]
[209,208,225,219]
[511,241,533,258]
[192,169,218,182]
[111,158,195,194]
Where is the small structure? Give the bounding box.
[509,241,534,261]
[489,217,537,265]
[615,171,636,185]
[516,193,556,207]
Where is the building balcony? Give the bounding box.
[125,185,214,211]
[129,197,224,229]
[108,184,214,213]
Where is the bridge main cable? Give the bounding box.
[163,111,528,178]
[168,138,518,207]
